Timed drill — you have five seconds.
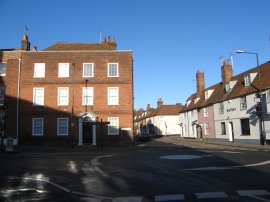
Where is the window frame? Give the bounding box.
[33,87,44,106]
[57,118,69,136]
[108,117,119,135]
[32,118,43,136]
[83,63,94,77]
[107,63,119,77]
[219,103,224,114]
[34,63,45,78]
[225,83,231,93]
[58,63,69,78]
[203,107,208,117]
[241,118,250,135]
[244,75,251,86]
[204,123,209,136]
[58,87,69,106]
[0,62,7,76]
[240,96,247,111]
[221,122,226,135]
[82,87,94,105]
[107,87,119,105]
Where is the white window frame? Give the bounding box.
[244,75,251,86]
[33,88,44,106]
[204,107,208,117]
[225,83,231,93]
[32,118,43,136]
[58,63,69,77]
[83,63,94,77]
[82,87,94,105]
[34,63,45,78]
[205,90,209,99]
[204,123,209,136]
[108,117,119,135]
[0,62,7,76]
[108,87,119,105]
[240,96,247,110]
[108,63,119,77]
[57,118,69,136]
[58,87,69,106]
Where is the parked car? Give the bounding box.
[137,132,151,142]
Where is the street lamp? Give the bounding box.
[236,50,265,145]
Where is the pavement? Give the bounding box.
[1,135,270,154]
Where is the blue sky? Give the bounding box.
[1,0,270,109]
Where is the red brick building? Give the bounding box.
[0,35,134,146]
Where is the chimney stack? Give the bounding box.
[196,70,205,96]
[147,104,151,110]
[21,34,30,51]
[221,61,233,85]
[157,98,163,108]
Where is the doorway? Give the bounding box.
[228,122,234,142]
[83,121,92,144]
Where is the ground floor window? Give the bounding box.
[241,118,250,135]
[57,118,68,136]
[221,122,226,135]
[204,123,209,135]
[32,118,43,136]
[108,117,119,135]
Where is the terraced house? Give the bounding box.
[0,34,134,146]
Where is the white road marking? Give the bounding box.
[196,192,228,199]
[112,196,144,202]
[160,155,212,160]
[155,194,185,201]
[237,190,270,202]
[184,160,270,171]
[91,154,113,166]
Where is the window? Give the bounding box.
[32,118,43,136]
[241,118,250,135]
[57,118,68,136]
[267,89,270,103]
[83,63,94,77]
[82,87,93,105]
[108,117,119,135]
[240,96,247,110]
[33,88,44,106]
[225,83,231,93]
[58,63,69,77]
[204,107,208,117]
[191,110,194,117]
[219,103,224,114]
[0,62,7,76]
[244,75,251,86]
[221,122,226,135]
[34,63,45,78]
[58,87,69,105]
[108,87,119,105]
[204,123,209,135]
[0,86,4,105]
[108,63,119,77]
[205,91,209,99]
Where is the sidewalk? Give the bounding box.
[151,135,270,151]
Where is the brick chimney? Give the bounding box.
[196,70,205,96]
[221,61,233,85]
[21,34,30,51]
[147,104,151,110]
[157,98,163,108]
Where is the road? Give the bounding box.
[1,137,270,201]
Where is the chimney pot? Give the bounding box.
[157,98,163,108]
[108,36,111,43]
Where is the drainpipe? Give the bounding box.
[16,57,21,145]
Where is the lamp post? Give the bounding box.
[236,50,265,145]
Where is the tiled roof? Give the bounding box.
[43,42,117,51]
[153,104,183,116]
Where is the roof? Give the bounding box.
[43,42,117,51]
[153,104,183,116]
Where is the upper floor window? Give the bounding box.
[219,103,224,114]
[108,87,119,105]
[108,117,119,135]
[244,75,251,86]
[34,63,45,78]
[0,86,4,105]
[204,107,208,117]
[205,91,209,99]
[83,63,94,77]
[58,87,69,106]
[225,83,231,93]
[0,62,7,76]
[108,63,119,77]
[32,118,43,136]
[82,87,93,105]
[267,89,270,103]
[33,88,44,106]
[58,63,69,77]
[240,96,247,110]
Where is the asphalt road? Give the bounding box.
[1,137,270,201]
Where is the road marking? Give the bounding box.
[196,192,228,199]
[112,196,144,202]
[155,194,185,201]
[184,159,270,171]
[237,190,270,202]
[91,154,113,166]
